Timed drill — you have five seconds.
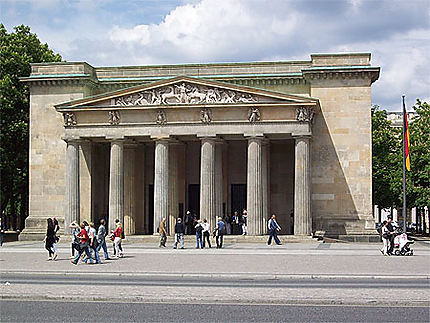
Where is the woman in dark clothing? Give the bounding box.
[44,218,56,260]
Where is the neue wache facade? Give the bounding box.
[21,53,380,241]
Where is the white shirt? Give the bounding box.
[202,222,210,233]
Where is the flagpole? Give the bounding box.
[402,95,407,234]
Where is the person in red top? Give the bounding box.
[71,222,93,265]
[112,221,123,258]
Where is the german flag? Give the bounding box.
[403,97,411,171]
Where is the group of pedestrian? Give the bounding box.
[44,217,60,260]
[43,216,125,264]
[162,216,226,249]
[70,218,125,265]
[224,210,248,235]
[165,214,282,249]
[380,216,396,256]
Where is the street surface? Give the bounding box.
[1,300,429,322]
[1,240,429,322]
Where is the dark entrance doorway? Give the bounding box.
[148,184,154,234]
[187,184,200,235]
[187,184,200,216]
[231,184,246,235]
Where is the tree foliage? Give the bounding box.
[372,100,430,211]
[0,24,62,230]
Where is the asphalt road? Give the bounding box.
[1,300,429,322]
[1,272,429,290]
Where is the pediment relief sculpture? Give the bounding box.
[114,82,264,106]
[108,110,120,125]
[296,106,315,123]
[63,112,77,126]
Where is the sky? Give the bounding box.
[1,0,429,110]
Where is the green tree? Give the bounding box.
[372,106,401,210]
[0,24,62,230]
[408,100,430,207]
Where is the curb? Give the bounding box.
[2,270,429,280]
[1,294,429,307]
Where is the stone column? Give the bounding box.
[200,138,216,228]
[262,140,269,234]
[247,137,263,235]
[65,140,80,234]
[215,141,223,225]
[154,140,169,234]
[108,140,124,232]
[294,137,311,235]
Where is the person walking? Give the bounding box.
[158,217,167,248]
[173,218,185,249]
[215,217,225,248]
[267,214,282,245]
[195,219,204,249]
[386,216,396,255]
[242,210,248,235]
[380,220,390,256]
[85,222,101,264]
[202,219,211,248]
[96,219,110,260]
[69,221,80,258]
[112,220,123,258]
[111,219,124,257]
[44,218,56,260]
[71,222,93,265]
[52,217,60,257]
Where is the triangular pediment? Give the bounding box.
[56,76,318,110]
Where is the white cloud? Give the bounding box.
[3,0,429,109]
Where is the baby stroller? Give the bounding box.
[393,228,414,256]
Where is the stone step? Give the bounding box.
[123,234,317,244]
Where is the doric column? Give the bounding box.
[108,140,124,232]
[154,139,169,234]
[200,137,216,228]
[294,136,312,235]
[215,140,223,226]
[247,137,263,235]
[65,140,80,234]
[262,140,269,234]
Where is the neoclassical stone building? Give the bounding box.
[21,53,380,240]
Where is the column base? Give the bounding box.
[19,216,65,241]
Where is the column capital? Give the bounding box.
[244,133,265,139]
[62,136,82,144]
[292,134,312,140]
[106,136,125,142]
[150,135,170,141]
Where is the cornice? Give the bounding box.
[302,66,380,83]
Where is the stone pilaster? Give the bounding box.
[200,137,216,228]
[247,137,263,235]
[108,140,124,232]
[294,137,312,235]
[65,140,80,234]
[154,139,169,234]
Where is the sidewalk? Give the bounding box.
[1,241,429,306]
[1,240,430,277]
